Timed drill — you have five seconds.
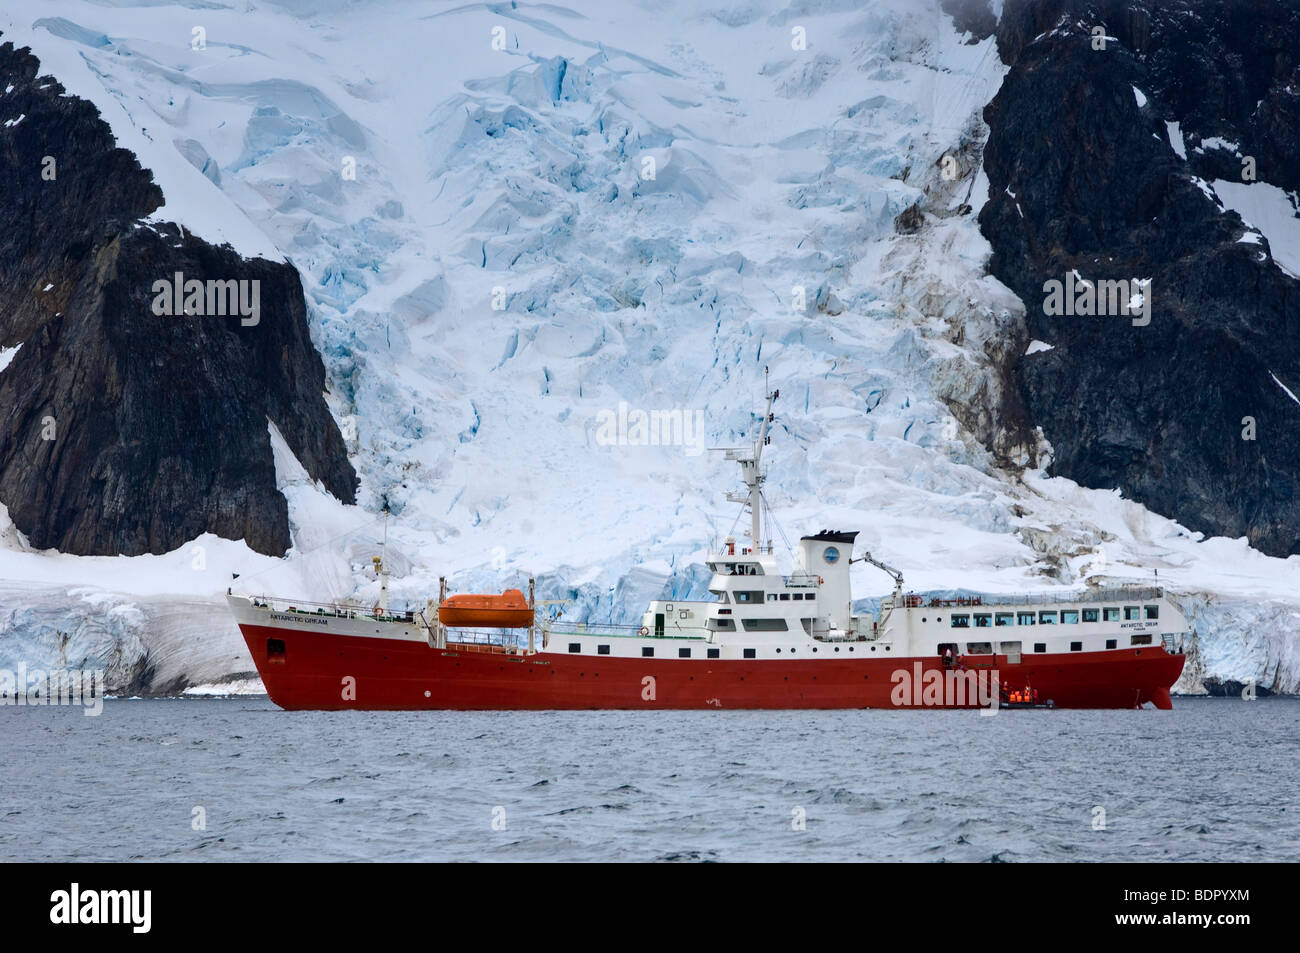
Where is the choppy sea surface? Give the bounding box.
[3,697,1297,862]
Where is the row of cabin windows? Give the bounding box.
[956,633,1154,654]
[949,605,1157,628]
[730,591,817,603]
[566,645,887,658]
[707,618,793,632]
[569,643,725,658]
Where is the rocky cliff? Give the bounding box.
[0,37,357,557]
[974,0,1300,557]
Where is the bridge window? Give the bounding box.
[995,613,1015,626]
[974,614,992,627]
[1062,610,1079,624]
[951,614,970,628]
[1039,611,1057,624]
[1144,605,1159,619]
[779,593,790,601]
[1103,607,1120,621]
[1124,606,1140,620]
[741,618,789,632]
[805,592,815,600]
[1017,612,1036,626]
[1082,608,1100,622]
[707,618,736,631]
[734,591,765,603]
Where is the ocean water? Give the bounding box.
[2,697,1296,862]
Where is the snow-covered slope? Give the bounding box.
[1,0,1297,695]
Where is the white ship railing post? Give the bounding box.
[528,577,536,654]
[436,576,448,649]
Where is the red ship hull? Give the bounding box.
[237,621,1186,711]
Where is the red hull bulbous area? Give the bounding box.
[238,623,1186,711]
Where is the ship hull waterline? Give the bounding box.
[237,622,1186,711]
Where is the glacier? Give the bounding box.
[0,0,1297,696]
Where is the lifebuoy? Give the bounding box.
[819,576,824,584]
[638,626,649,637]
[373,605,383,618]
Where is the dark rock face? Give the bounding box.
[978,1,1300,556]
[0,39,357,556]
[1203,677,1274,699]
[941,0,998,43]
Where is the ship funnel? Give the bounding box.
[795,530,858,630]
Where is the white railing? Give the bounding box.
[247,595,416,623]
[910,586,1163,609]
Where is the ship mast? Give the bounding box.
[723,369,779,552]
[373,508,390,616]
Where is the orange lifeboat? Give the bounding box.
[438,589,533,628]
